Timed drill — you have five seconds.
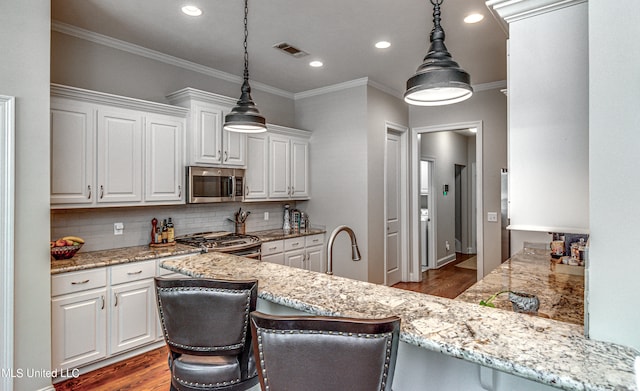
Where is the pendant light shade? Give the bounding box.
[405,0,473,106]
[224,0,267,133]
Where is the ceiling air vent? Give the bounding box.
[273,42,309,58]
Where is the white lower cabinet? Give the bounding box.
[51,258,187,373]
[261,234,325,272]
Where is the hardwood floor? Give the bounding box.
[392,252,478,299]
[54,253,476,390]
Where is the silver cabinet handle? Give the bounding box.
[218,150,222,162]
[291,242,300,247]
[287,186,291,196]
[101,295,105,310]
[224,151,228,162]
[178,185,182,198]
[100,185,104,199]
[87,185,92,200]
[269,246,278,251]
[127,270,143,275]
[71,279,90,285]
[245,185,249,196]
[114,293,118,307]
[291,187,295,196]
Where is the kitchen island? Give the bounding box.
[161,253,638,391]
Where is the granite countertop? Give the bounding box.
[249,227,326,242]
[456,249,584,325]
[50,243,202,274]
[161,252,638,391]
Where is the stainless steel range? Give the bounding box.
[175,231,262,259]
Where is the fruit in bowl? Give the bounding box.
[50,236,85,260]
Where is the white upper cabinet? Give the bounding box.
[245,133,269,199]
[50,84,188,208]
[265,125,311,201]
[290,138,310,199]
[167,88,246,168]
[269,134,291,199]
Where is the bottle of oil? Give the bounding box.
[161,219,168,243]
[167,218,175,243]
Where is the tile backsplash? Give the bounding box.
[51,202,294,252]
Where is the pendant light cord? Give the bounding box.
[243,0,249,81]
[430,0,444,41]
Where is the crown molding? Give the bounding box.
[50,83,190,117]
[294,77,370,100]
[166,87,237,108]
[51,21,294,100]
[486,0,587,26]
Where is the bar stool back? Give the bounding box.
[250,311,400,391]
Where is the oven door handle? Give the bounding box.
[228,176,234,197]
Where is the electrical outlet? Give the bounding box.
[114,222,124,235]
[264,212,269,221]
[487,212,498,222]
[445,241,450,251]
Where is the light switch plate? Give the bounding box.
[114,222,124,235]
[487,212,498,222]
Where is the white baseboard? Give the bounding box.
[436,253,457,268]
[36,386,55,391]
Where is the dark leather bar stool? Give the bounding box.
[155,277,259,391]
[250,311,401,391]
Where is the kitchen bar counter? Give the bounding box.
[456,249,584,325]
[249,227,326,242]
[161,252,638,391]
[50,243,202,274]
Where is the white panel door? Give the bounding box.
[144,114,184,203]
[245,133,269,199]
[386,133,402,286]
[50,99,95,205]
[269,135,291,198]
[306,246,324,273]
[110,279,156,355]
[285,250,305,269]
[223,129,246,167]
[261,252,285,265]
[51,289,107,370]
[193,102,223,165]
[290,138,309,199]
[97,108,143,204]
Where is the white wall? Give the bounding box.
[0,2,52,390]
[295,85,369,281]
[51,32,296,128]
[410,88,507,276]
[588,0,640,350]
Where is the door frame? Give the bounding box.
[410,121,484,282]
[419,157,436,271]
[384,122,409,285]
[0,95,15,391]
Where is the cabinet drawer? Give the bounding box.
[111,260,155,285]
[305,234,324,248]
[262,240,284,256]
[52,268,107,297]
[284,237,305,252]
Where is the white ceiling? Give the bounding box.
[51,0,507,96]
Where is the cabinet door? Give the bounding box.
[97,108,143,204]
[262,252,285,265]
[145,114,185,203]
[223,129,246,167]
[110,279,156,355]
[290,138,310,199]
[50,98,95,205]
[285,250,305,269]
[269,135,291,198]
[245,133,269,199]
[51,288,107,370]
[192,102,223,165]
[306,245,324,273]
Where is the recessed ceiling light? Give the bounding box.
[464,13,484,24]
[375,41,391,49]
[182,5,203,17]
[309,61,323,68]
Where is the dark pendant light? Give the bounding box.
[223,0,267,133]
[405,0,473,106]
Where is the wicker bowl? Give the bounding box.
[51,244,83,260]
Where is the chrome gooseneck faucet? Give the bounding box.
[326,225,361,275]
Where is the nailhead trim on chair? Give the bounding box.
[157,287,252,352]
[255,328,395,391]
[173,375,241,389]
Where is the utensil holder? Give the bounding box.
[235,222,246,235]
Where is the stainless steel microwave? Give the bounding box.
[187,167,244,203]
